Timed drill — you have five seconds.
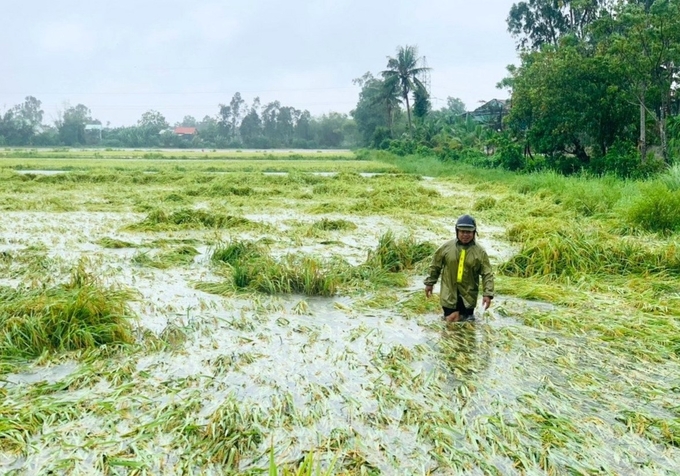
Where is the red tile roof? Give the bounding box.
[173,127,197,135]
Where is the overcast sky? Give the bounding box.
[2,0,519,127]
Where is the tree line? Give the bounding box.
[3,0,680,178]
[351,0,680,177]
[0,95,362,150]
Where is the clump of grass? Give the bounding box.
[129,209,252,230]
[500,227,680,279]
[98,237,137,249]
[626,184,680,233]
[617,410,680,447]
[132,246,199,269]
[0,263,136,359]
[209,182,256,196]
[200,396,264,468]
[352,184,441,214]
[365,231,435,272]
[231,254,342,296]
[164,192,185,202]
[659,163,680,191]
[211,239,265,265]
[311,218,357,231]
[473,196,497,211]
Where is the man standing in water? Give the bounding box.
[424,214,494,322]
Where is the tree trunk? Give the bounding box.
[660,93,669,163]
[405,95,413,136]
[640,96,647,163]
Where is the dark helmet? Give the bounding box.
[455,214,477,231]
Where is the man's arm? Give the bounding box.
[481,250,494,309]
[424,244,445,298]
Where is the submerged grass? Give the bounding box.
[199,232,434,297]
[128,208,254,231]
[132,245,200,269]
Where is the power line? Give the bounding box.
[0,86,360,96]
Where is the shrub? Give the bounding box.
[627,184,680,234]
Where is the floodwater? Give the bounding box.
[1,197,679,474]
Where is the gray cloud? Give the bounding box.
[2,0,519,126]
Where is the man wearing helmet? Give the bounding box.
[424,214,495,322]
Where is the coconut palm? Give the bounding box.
[382,45,431,135]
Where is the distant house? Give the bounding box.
[84,124,103,141]
[463,99,509,130]
[172,127,198,137]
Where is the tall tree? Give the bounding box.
[57,104,93,146]
[217,104,232,139]
[229,92,246,139]
[412,84,431,121]
[507,0,610,50]
[351,72,400,145]
[598,0,680,162]
[381,45,430,135]
[239,97,262,146]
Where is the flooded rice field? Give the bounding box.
[0,158,679,475]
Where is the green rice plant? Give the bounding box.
[626,183,680,233]
[208,181,256,196]
[659,163,680,191]
[211,239,265,265]
[164,192,186,202]
[0,262,136,359]
[351,183,441,214]
[399,291,442,316]
[132,246,199,269]
[348,265,409,289]
[128,208,253,231]
[616,410,679,447]
[365,231,435,272]
[558,175,623,216]
[97,237,137,248]
[473,196,497,211]
[268,448,336,476]
[200,396,264,468]
[500,227,680,279]
[239,255,343,297]
[311,218,357,231]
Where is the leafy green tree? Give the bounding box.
[239,98,262,146]
[351,72,400,145]
[412,85,431,121]
[57,104,93,146]
[382,45,431,135]
[506,44,633,170]
[315,113,347,147]
[261,101,281,143]
[229,92,246,140]
[138,110,169,133]
[295,110,314,145]
[445,97,466,117]
[507,0,610,50]
[180,115,197,127]
[598,0,680,162]
[137,109,168,146]
[217,104,233,139]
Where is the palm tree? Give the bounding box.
[382,45,431,135]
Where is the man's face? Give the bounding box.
[457,228,475,244]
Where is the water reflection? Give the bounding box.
[439,322,491,380]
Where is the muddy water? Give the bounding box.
[1,194,680,474]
